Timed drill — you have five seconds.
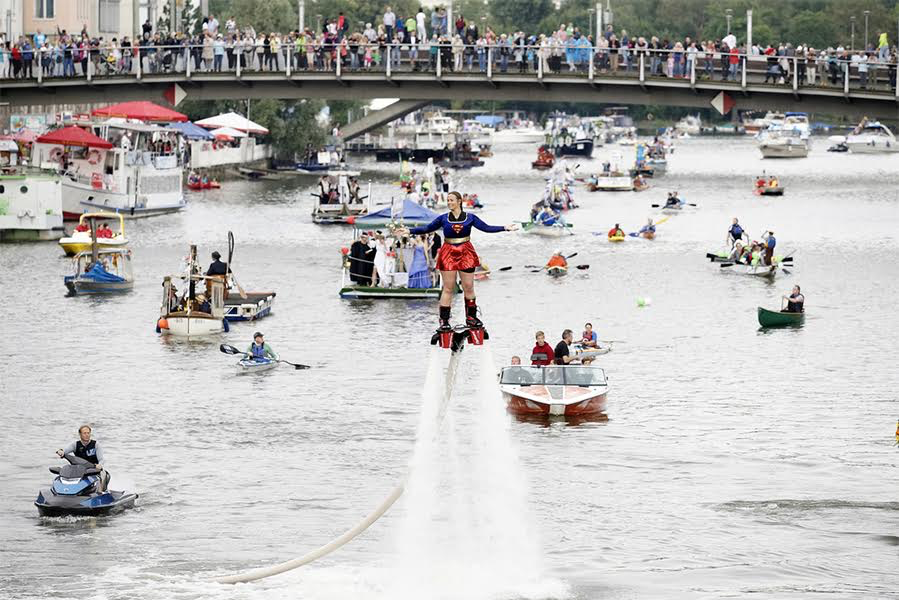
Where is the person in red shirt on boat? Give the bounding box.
[75,222,90,233]
[531,331,554,366]
[608,224,625,238]
[96,223,114,238]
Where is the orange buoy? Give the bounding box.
[346,216,356,225]
[157,318,169,330]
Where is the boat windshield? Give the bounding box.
[500,366,607,386]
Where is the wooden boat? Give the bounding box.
[58,212,127,257]
[157,245,228,336]
[587,175,633,192]
[633,181,651,192]
[64,248,134,295]
[312,172,371,225]
[608,234,626,243]
[547,265,567,278]
[499,364,609,417]
[757,306,804,327]
[237,357,279,374]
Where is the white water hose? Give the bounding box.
[215,349,465,584]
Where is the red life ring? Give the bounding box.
[91,173,103,189]
[87,149,101,165]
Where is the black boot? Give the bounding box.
[465,298,482,328]
[438,305,452,331]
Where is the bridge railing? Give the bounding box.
[1,43,897,97]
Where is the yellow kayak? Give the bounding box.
[608,235,626,243]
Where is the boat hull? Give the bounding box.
[521,222,571,237]
[64,277,134,294]
[237,357,279,374]
[608,235,625,243]
[504,389,608,417]
[759,144,808,158]
[555,140,594,158]
[547,266,567,277]
[159,315,224,336]
[339,285,442,299]
[58,238,127,257]
[757,307,804,327]
[641,231,655,240]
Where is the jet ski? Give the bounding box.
[35,454,137,517]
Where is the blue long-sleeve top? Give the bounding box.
[409,211,504,243]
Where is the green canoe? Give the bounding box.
[757,306,805,327]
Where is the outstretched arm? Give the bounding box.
[471,214,516,233]
[408,215,444,235]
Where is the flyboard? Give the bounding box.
[215,318,481,584]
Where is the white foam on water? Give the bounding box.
[389,347,569,600]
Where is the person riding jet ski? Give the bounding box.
[56,424,108,491]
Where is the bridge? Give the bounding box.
[2,48,897,137]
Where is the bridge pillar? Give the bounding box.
[639,54,645,82]
[487,47,493,79]
[386,46,392,77]
[690,57,695,86]
[741,58,746,89]
[792,58,798,92]
[589,48,594,81]
[746,10,753,50]
[436,47,442,78]
[186,48,192,78]
[336,50,342,77]
[843,63,849,94]
[538,49,543,79]
[286,47,291,77]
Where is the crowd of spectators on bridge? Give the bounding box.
[0,6,897,90]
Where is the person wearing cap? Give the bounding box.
[206,251,229,276]
[761,230,776,265]
[246,332,278,361]
[546,249,568,269]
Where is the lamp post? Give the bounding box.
[725,9,733,35]
[850,16,855,51]
[588,8,595,39]
[298,0,304,32]
[316,14,322,33]
[864,10,870,51]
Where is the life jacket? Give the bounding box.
[547,255,567,268]
[250,343,266,359]
[74,440,98,464]
[787,293,804,312]
[730,224,744,238]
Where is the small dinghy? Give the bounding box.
[237,357,279,374]
[757,306,804,327]
[64,248,134,295]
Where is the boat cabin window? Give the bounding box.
[500,366,607,386]
[500,366,541,385]
[563,366,607,386]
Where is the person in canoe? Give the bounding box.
[56,425,109,492]
[402,191,517,331]
[638,218,656,236]
[728,218,748,246]
[727,240,747,263]
[664,192,682,208]
[783,285,804,312]
[546,250,568,269]
[761,230,776,265]
[581,322,598,348]
[755,174,767,190]
[768,176,779,189]
[531,331,555,366]
[246,332,279,361]
[608,223,625,238]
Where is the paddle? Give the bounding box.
[531,252,578,273]
[651,203,697,208]
[498,266,512,271]
[575,264,590,270]
[220,344,311,370]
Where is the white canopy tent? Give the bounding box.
[209,126,249,139]
[195,112,269,135]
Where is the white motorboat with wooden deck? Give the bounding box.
[499,364,609,417]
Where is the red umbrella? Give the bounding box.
[91,101,188,122]
[36,126,114,149]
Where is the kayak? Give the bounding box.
[608,235,626,243]
[547,265,568,278]
[237,357,279,374]
[641,231,655,240]
[755,186,784,196]
[757,306,804,327]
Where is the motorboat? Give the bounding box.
[460,120,495,147]
[58,212,128,256]
[416,113,460,135]
[499,364,609,417]
[64,248,134,295]
[35,453,137,517]
[743,111,785,135]
[296,147,350,173]
[34,122,186,220]
[758,133,809,158]
[311,171,372,224]
[780,112,811,138]
[675,115,702,136]
[588,174,633,191]
[846,121,899,154]
[493,124,546,144]
[554,137,594,158]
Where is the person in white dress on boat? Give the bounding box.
[371,231,389,287]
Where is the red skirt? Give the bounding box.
[436,241,480,271]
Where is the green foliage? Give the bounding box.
[230,0,296,33]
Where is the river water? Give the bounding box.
[1,137,897,600]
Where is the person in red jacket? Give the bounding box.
[728,45,740,80]
[608,223,625,238]
[531,330,554,366]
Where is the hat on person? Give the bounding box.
[211,251,221,259]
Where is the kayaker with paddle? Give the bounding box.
[783,285,804,313]
[531,331,554,366]
[638,218,656,236]
[546,250,568,269]
[401,191,517,331]
[664,192,682,208]
[246,332,278,362]
[608,223,625,238]
[728,218,748,246]
[56,425,109,492]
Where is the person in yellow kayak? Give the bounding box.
[546,250,568,269]
[608,224,625,238]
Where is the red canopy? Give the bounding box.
[36,126,114,149]
[91,101,188,122]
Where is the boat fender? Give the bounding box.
[222,319,230,333]
[156,318,168,333]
